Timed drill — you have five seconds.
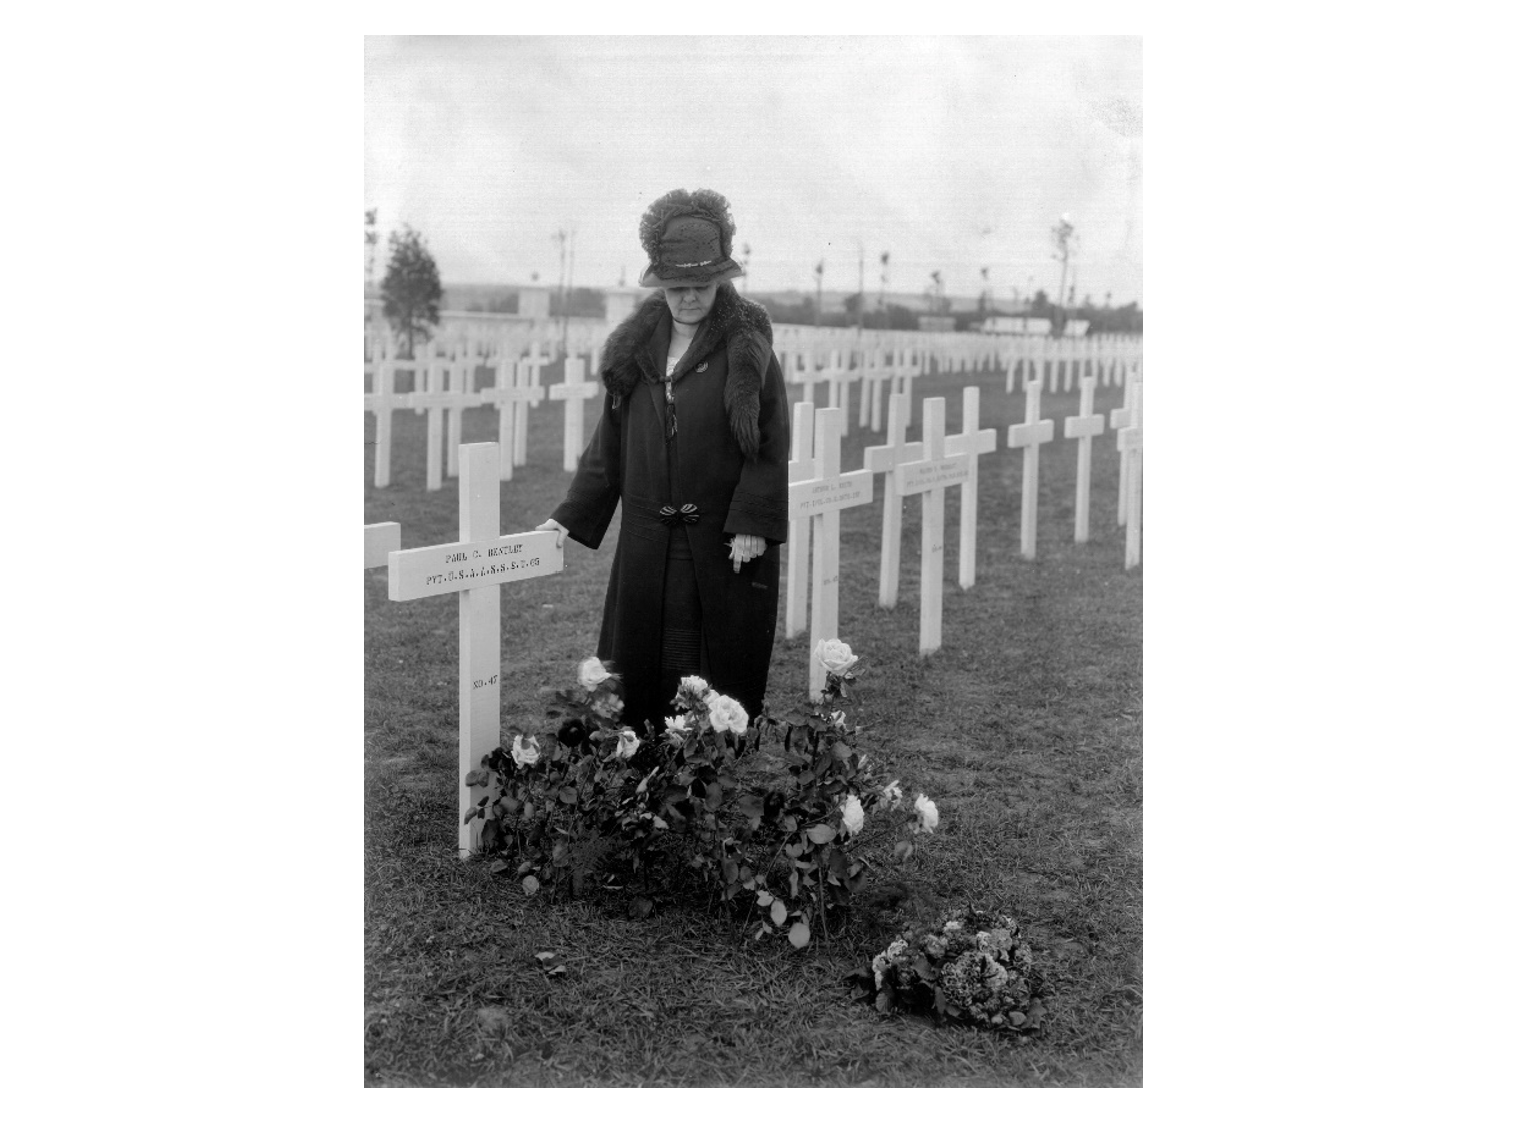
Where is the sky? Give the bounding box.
[366,36,1142,306]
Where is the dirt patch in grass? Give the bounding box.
[365,360,1141,1086]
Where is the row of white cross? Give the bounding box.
[365,371,1142,858]
[365,339,1140,504]
[784,377,1144,686]
[365,340,603,490]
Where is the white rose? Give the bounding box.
[706,693,749,735]
[616,728,640,758]
[512,734,540,767]
[678,675,710,700]
[578,657,611,688]
[664,714,688,734]
[914,793,940,835]
[813,638,859,676]
[881,779,903,808]
[841,793,865,836]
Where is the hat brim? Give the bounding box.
[638,260,745,288]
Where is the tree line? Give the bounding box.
[370,219,1141,354]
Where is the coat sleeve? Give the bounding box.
[551,393,622,549]
[723,352,790,544]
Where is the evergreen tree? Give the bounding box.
[380,225,442,355]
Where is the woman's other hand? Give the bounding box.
[727,533,767,572]
[535,519,569,549]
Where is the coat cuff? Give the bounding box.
[552,493,618,550]
[723,489,787,544]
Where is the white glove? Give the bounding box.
[727,533,767,572]
[535,519,569,549]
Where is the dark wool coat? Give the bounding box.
[551,282,790,731]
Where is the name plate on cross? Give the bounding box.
[389,531,564,602]
[895,454,969,497]
[789,470,874,516]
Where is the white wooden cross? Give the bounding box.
[1117,381,1143,569]
[1004,339,1022,394]
[890,347,919,429]
[548,355,600,472]
[822,349,861,437]
[862,349,888,433]
[1063,371,1106,544]
[784,400,816,641]
[364,522,400,569]
[364,341,411,490]
[892,397,971,657]
[1109,377,1138,526]
[944,386,998,589]
[788,406,875,698]
[475,360,524,483]
[1006,378,1055,560]
[444,348,482,479]
[509,343,551,466]
[793,349,823,409]
[862,392,923,610]
[1047,337,1064,393]
[387,442,565,856]
[405,348,461,491]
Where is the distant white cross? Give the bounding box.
[1117,381,1143,569]
[784,401,817,641]
[1006,378,1055,560]
[893,397,971,656]
[862,392,923,609]
[944,386,999,589]
[1062,370,1106,544]
[548,356,600,473]
[1109,377,1138,526]
[509,343,551,466]
[364,340,409,489]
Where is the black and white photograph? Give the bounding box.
[363,34,1143,1087]
[14,10,1514,1122]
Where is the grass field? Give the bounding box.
[363,355,1142,1087]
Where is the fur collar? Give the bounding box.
[600,282,774,461]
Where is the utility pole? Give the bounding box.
[813,260,824,329]
[564,225,577,356]
[856,242,864,334]
[551,227,570,355]
[1051,214,1075,337]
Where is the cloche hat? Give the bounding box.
[637,188,745,288]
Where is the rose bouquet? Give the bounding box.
[846,906,1046,1033]
[463,642,943,948]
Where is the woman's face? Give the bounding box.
[664,282,719,324]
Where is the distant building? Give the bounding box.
[517,285,552,320]
[602,286,649,326]
[981,316,1054,336]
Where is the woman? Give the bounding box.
[537,189,790,732]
